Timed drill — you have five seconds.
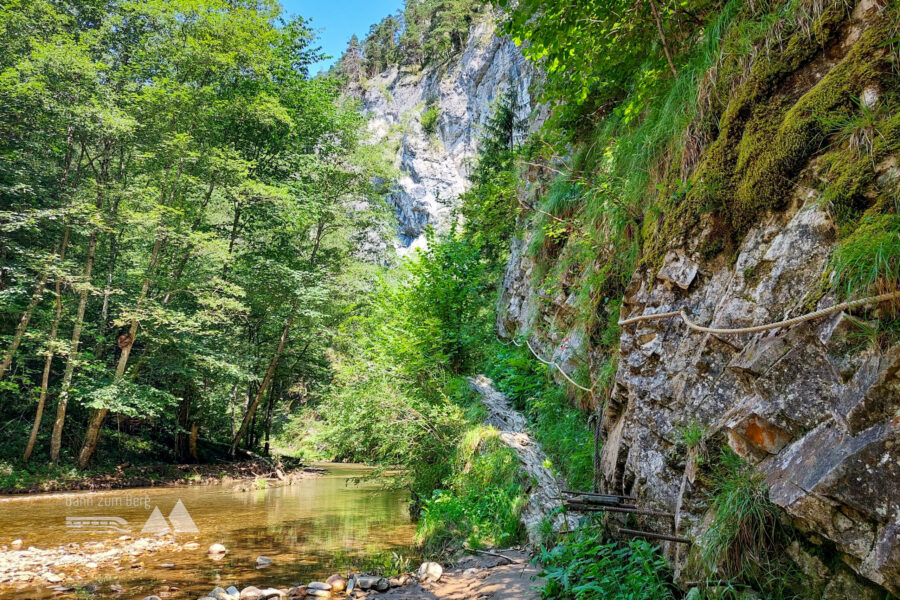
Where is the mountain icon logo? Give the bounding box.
[140,500,199,534]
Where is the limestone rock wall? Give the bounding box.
[496,0,899,596]
[353,14,542,252]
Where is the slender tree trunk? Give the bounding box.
[50,227,99,462]
[648,0,678,77]
[222,196,242,279]
[98,194,123,339]
[263,381,277,455]
[23,227,71,461]
[230,301,297,456]
[77,228,164,468]
[189,422,199,462]
[0,270,50,380]
[4,128,80,382]
[175,395,192,463]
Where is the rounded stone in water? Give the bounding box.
[325,575,346,592]
[307,582,331,590]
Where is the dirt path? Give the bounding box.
[467,375,578,547]
[376,551,543,600]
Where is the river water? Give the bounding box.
[0,464,415,599]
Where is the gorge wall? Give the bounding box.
[496,0,899,598]
[352,14,541,251]
[355,0,897,597]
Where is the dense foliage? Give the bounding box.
[0,0,389,470]
[539,524,676,600]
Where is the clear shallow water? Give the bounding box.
[0,463,414,599]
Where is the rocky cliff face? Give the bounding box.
[354,15,541,251]
[497,0,899,597]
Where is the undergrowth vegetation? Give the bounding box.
[416,427,526,555]
[690,448,802,599]
[539,523,676,600]
[484,344,594,491]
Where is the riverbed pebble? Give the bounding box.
[305,589,330,598]
[417,561,443,582]
[354,576,379,590]
[9,540,22,549]
[325,575,346,592]
[308,582,331,591]
[208,586,234,600]
[256,555,272,567]
[208,543,227,555]
[240,585,263,600]
[260,588,286,599]
[226,585,241,598]
[184,542,200,549]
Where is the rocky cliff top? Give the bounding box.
[351,14,542,252]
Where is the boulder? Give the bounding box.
[307,582,331,591]
[259,589,285,599]
[325,575,346,592]
[354,576,380,590]
[208,588,232,600]
[240,586,263,600]
[417,561,443,582]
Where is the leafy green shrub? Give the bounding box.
[421,103,440,134]
[416,427,525,555]
[539,524,676,600]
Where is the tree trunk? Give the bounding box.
[23,227,71,461]
[648,0,678,77]
[50,227,99,462]
[175,395,193,463]
[5,128,80,383]
[230,301,297,456]
[0,270,50,380]
[263,380,277,455]
[189,422,199,462]
[77,228,164,468]
[98,194,122,352]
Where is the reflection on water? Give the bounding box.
[0,463,415,599]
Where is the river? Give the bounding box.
[0,464,415,599]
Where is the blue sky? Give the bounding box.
[280,0,404,74]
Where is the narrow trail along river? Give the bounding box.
[0,464,415,599]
